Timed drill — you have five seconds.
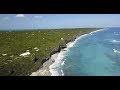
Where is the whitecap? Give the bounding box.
[61,61,65,66]
[113,49,120,53]
[61,69,64,76]
[111,40,120,43]
[49,69,60,76]
[49,51,66,76]
[49,28,106,76]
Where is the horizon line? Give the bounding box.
[0,27,118,31]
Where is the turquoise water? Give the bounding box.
[50,28,120,76]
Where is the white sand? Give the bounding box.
[31,53,59,76]
[30,41,72,76]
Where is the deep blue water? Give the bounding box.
[50,28,120,76]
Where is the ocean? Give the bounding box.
[49,28,120,76]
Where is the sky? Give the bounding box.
[0,14,120,30]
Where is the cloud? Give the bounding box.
[3,17,10,20]
[34,15,43,19]
[16,14,25,18]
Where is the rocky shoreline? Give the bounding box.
[40,34,81,65]
[30,34,81,76]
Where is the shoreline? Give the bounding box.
[30,28,104,76]
[30,42,73,76]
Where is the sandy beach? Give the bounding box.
[30,42,73,76]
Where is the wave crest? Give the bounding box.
[111,40,120,43]
[113,49,120,53]
[49,28,106,76]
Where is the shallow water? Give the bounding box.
[50,28,120,76]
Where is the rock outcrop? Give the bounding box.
[41,56,50,65]
[41,44,67,65]
[64,34,81,44]
[8,69,14,76]
[32,56,39,63]
[50,44,67,56]
[40,33,81,65]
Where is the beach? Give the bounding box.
[30,42,73,76]
[31,53,59,76]
[30,30,92,76]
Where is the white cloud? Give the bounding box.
[34,15,43,19]
[3,17,10,20]
[16,14,25,18]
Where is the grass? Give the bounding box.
[0,28,100,76]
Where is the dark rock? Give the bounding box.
[28,47,32,50]
[10,70,14,75]
[64,39,71,44]
[76,34,81,38]
[59,44,67,49]
[41,56,50,65]
[64,34,81,44]
[63,50,67,51]
[50,44,67,56]
[40,33,81,65]
[50,47,60,56]
[41,44,67,65]
[52,60,55,63]
[8,69,14,76]
[32,56,38,63]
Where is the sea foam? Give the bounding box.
[49,28,106,76]
[113,49,120,54]
[111,40,120,43]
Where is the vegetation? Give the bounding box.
[0,28,100,76]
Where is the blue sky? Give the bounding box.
[0,14,120,30]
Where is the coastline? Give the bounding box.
[30,28,104,76]
[30,42,72,76]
